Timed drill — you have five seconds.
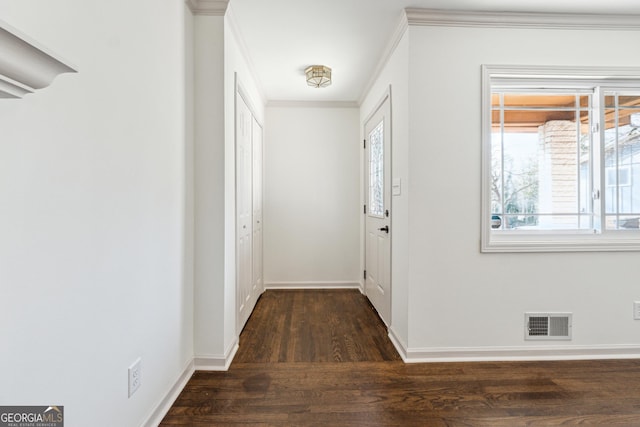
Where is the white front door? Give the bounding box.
[364,95,391,325]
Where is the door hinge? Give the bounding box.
[363,269,367,280]
[363,204,367,214]
[363,139,366,149]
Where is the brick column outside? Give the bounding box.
[538,120,578,228]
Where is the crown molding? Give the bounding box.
[358,12,408,106]
[405,8,640,31]
[225,4,266,105]
[185,0,229,16]
[0,20,76,99]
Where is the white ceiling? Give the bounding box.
[228,0,640,104]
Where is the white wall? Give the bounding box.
[264,106,360,287]
[0,0,193,426]
[360,30,410,348]
[184,0,195,370]
[191,3,265,369]
[192,14,226,363]
[406,25,640,357]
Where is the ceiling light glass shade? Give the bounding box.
[305,65,332,88]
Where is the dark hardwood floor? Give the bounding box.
[233,289,400,363]
[161,289,640,426]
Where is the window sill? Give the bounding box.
[482,231,640,253]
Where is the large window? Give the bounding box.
[482,66,640,252]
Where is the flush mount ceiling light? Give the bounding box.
[305,65,332,88]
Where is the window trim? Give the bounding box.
[481,65,640,253]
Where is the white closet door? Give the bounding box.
[236,88,264,333]
[252,117,263,299]
[236,94,254,331]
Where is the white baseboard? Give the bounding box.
[141,359,195,427]
[194,339,239,371]
[141,340,239,426]
[388,330,640,363]
[264,281,361,290]
[403,344,640,363]
[388,326,408,361]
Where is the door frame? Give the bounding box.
[362,85,393,326]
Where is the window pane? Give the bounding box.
[503,94,579,108]
[605,94,640,109]
[491,131,503,217]
[606,215,640,229]
[603,92,640,229]
[369,121,384,217]
[502,131,538,215]
[491,93,591,230]
[491,93,500,107]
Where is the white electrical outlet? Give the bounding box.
[634,301,640,320]
[128,358,142,398]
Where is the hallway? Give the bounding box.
[233,289,400,363]
[160,290,640,426]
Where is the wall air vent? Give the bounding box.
[525,313,572,340]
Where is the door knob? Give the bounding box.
[378,225,389,233]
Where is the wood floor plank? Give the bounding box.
[161,290,640,426]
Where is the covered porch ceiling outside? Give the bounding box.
[492,93,640,132]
